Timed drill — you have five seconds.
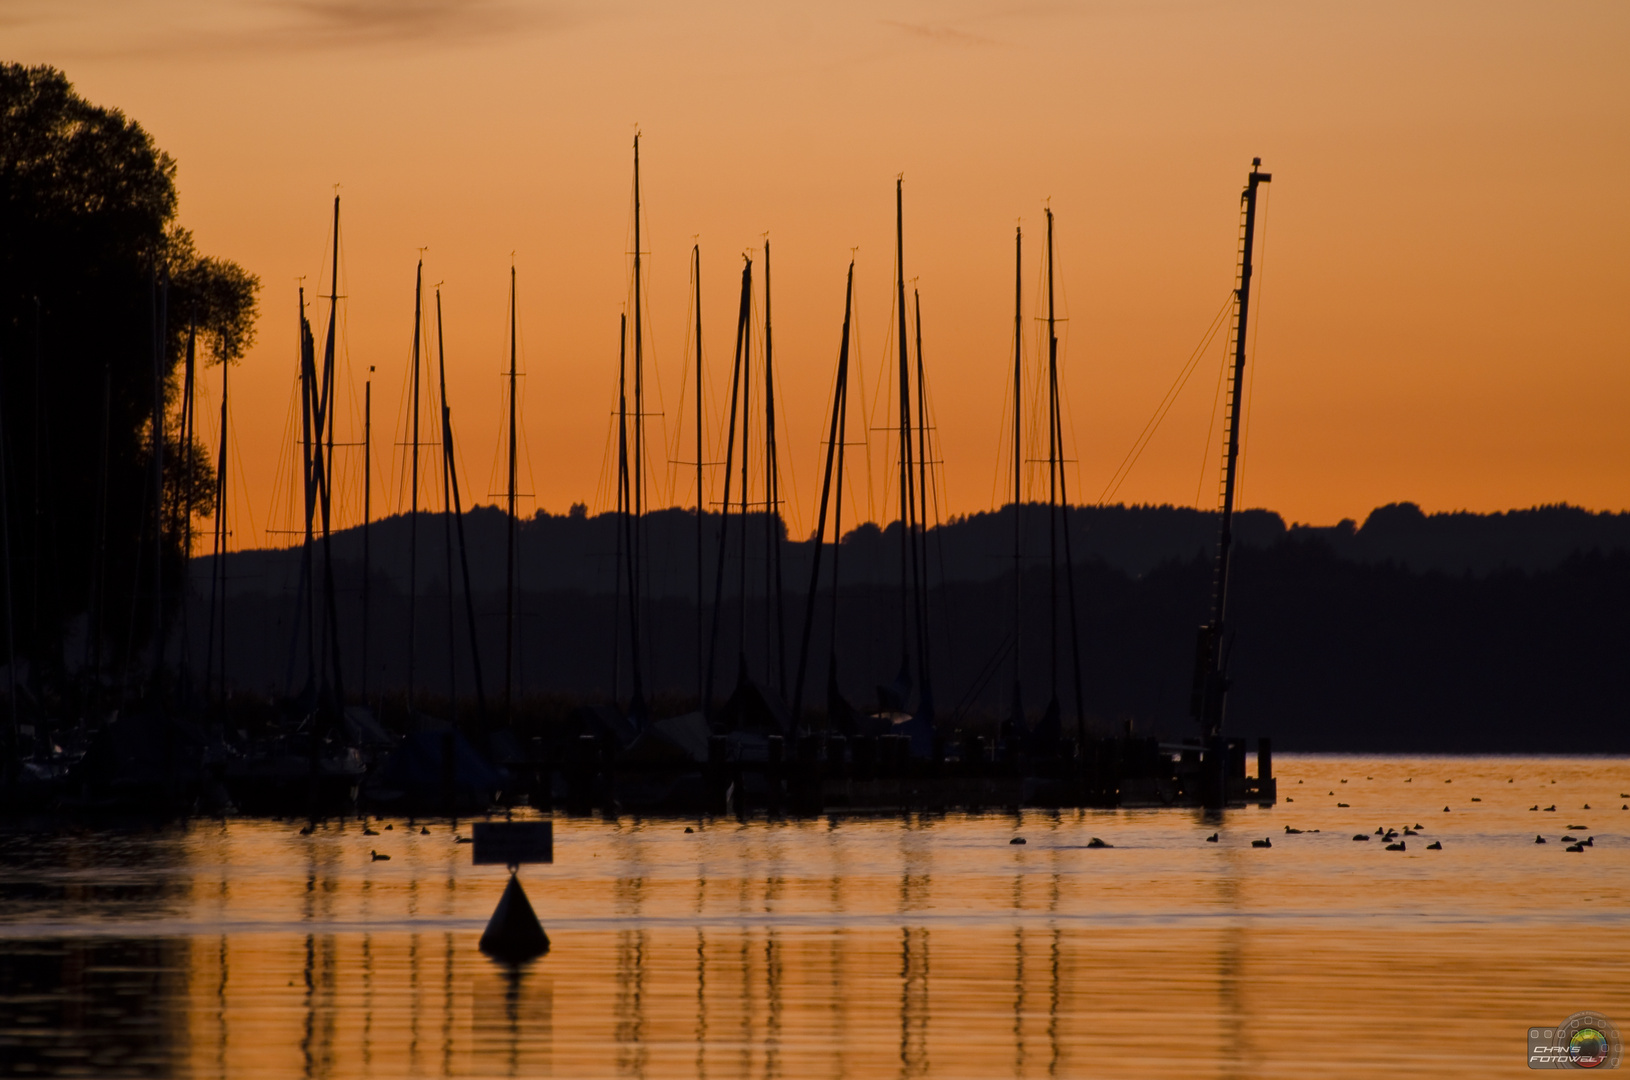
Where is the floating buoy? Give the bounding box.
[371,850,390,861]
[479,873,550,964]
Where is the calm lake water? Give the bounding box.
[1,755,1627,1078]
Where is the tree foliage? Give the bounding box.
[0,63,259,686]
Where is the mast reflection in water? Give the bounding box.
[1,755,1628,1077]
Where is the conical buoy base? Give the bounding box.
[479,873,550,964]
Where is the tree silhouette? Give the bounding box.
[0,63,258,700]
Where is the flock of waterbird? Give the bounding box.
[1217,773,1622,853]
[279,815,485,863]
[285,774,1622,860]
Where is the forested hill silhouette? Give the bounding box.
[1285,502,1630,576]
[191,501,1630,753]
[207,501,1630,599]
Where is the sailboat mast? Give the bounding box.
[738,254,752,666]
[217,356,227,705]
[437,290,457,713]
[317,195,345,710]
[764,239,786,697]
[362,372,371,705]
[828,270,850,691]
[407,259,423,713]
[201,361,217,701]
[911,288,932,715]
[630,134,645,712]
[296,291,316,697]
[613,312,629,701]
[505,266,518,723]
[1193,159,1272,741]
[894,179,915,687]
[1045,210,1059,703]
[1011,225,1023,717]
[205,340,228,708]
[1047,209,1087,746]
[703,259,752,714]
[792,260,854,722]
[693,244,704,703]
[179,320,196,692]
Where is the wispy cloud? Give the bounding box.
[881,18,1003,47]
[5,0,579,61]
[265,0,552,49]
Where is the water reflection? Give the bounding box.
[472,965,551,1076]
[1,756,1628,1077]
[0,936,189,1074]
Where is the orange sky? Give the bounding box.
[10,0,1629,547]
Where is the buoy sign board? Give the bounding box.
[472,821,554,866]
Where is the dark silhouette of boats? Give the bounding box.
[513,161,1278,815]
[5,158,1278,820]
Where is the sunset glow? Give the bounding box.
[10,0,1627,547]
